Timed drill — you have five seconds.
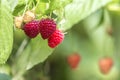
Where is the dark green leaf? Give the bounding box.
[13,4,26,16]
[40,0,49,3]
[12,0,28,16]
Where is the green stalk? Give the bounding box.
[107,3,120,79]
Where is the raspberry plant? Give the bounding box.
[0,0,120,80]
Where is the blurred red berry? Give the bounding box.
[67,53,81,69]
[99,57,113,74]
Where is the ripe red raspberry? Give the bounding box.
[99,57,113,74]
[23,20,39,38]
[39,18,56,39]
[48,30,64,48]
[67,53,81,69]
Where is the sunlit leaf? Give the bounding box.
[0,0,13,64]
[59,0,112,31]
[14,36,53,74]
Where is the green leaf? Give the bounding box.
[14,36,53,74]
[26,38,53,70]
[46,0,72,14]
[49,0,72,11]
[35,1,47,14]
[0,0,13,64]
[12,0,28,16]
[40,0,49,3]
[7,0,18,11]
[0,73,11,80]
[13,4,26,16]
[59,0,112,31]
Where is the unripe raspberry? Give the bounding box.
[14,16,23,29]
[23,11,35,23]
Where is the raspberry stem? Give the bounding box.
[15,38,31,57]
[34,0,40,11]
[22,0,28,17]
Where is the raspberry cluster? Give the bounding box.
[14,11,64,48]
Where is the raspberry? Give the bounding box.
[48,30,64,48]
[99,57,113,74]
[67,53,81,69]
[23,11,35,23]
[39,18,56,39]
[106,27,113,36]
[23,20,39,38]
[14,16,23,29]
